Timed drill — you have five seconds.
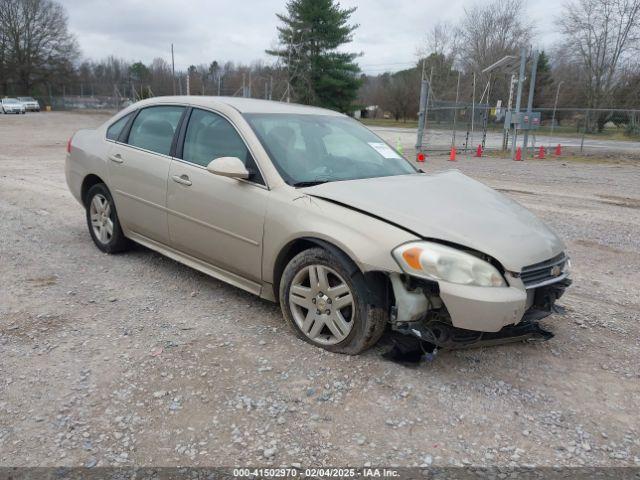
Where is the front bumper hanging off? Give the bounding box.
[395,316,554,351]
[389,275,572,351]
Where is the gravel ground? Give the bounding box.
[1,112,639,468]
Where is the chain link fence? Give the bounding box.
[413,102,640,155]
[16,88,640,156]
[21,80,271,113]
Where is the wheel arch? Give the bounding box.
[272,237,389,309]
[81,174,107,207]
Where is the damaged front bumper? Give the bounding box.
[388,272,571,349]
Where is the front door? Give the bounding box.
[167,108,268,283]
[108,105,185,244]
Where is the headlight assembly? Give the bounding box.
[392,241,506,287]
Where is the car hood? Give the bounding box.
[300,170,565,272]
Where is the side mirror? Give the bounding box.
[206,157,250,179]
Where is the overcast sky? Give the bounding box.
[58,0,565,74]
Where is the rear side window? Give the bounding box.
[106,113,132,141]
[127,106,185,156]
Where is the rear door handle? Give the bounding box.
[109,153,124,164]
[172,174,192,186]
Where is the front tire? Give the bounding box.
[279,247,387,354]
[85,183,130,253]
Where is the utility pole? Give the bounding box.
[415,61,429,154]
[469,72,476,153]
[425,66,434,130]
[171,44,176,95]
[503,74,516,150]
[451,70,461,148]
[522,50,539,155]
[269,75,273,100]
[511,47,526,160]
[550,80,564,141]
[217,75,221,96]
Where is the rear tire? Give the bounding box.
[279,247,387,355]
[85,183,130,253]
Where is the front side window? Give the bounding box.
[127,106,185,156]
[106,113,132,141]
[183,109,250,166]
[244,114,416,186]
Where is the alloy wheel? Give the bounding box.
[288,264,355,345]
[89,193,114,245]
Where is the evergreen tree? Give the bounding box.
[533,51,553,107]
[267,0,362,112]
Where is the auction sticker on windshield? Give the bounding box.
[368,142,401,159]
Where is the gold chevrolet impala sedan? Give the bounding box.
[65,97,571,354]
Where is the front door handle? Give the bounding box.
[172,174,192,186]
[109,153,124,164]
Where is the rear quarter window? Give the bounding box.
[106,113,133,141]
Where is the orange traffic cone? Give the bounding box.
[449,146,457,161]
[515,146,522,161]
[475,144,483,158]
[554,144,562,156]
[417,152,426,163]
[538,146,545,159]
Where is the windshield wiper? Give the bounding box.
[292,180,331,187]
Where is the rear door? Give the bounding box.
[166,108,268,284]
[108,105,185,245]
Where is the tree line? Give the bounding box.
[1,0,639,133]
[360,0,640,133]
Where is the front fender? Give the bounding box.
[262,188,418,286]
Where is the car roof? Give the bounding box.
[135,96,345,117]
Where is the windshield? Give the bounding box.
[244,113,416,185]
[3,98,19,104]
[18,97,34,102]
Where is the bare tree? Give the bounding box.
[378,69,421,121]
[456,0,532,73]
[417,21,458,61]
[558,0,640,109]
[0,0,79,94]
[0,18,8,93]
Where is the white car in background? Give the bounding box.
[1,98,26,114]
[17,97,40,112]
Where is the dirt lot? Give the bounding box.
[1,111,639,468]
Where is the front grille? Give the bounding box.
[520,253,567,289]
